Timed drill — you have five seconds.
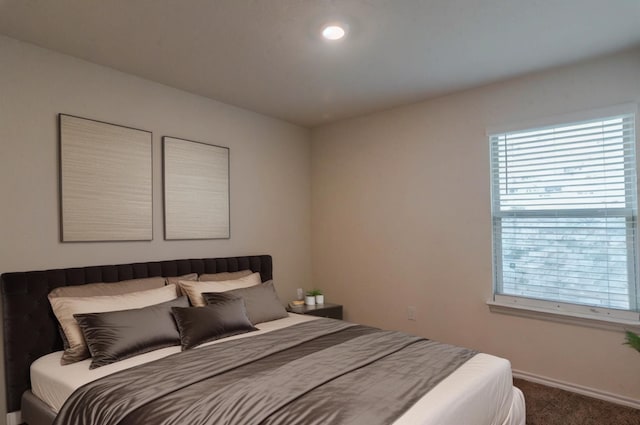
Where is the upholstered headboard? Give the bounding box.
[0,255,272,413]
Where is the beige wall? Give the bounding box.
[311,48,640,401]
[0,35,311,416]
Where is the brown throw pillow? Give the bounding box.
[171,300,257,350]
[49,284,179,364]
[202,280,288,325]
[75,297,189,369]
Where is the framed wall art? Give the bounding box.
[163,136,230,240]
[59,114,153,242]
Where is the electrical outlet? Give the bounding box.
[407,306,416,321]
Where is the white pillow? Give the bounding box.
[50,284,178,365]
[178,272,262,307]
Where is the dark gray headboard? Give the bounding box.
[0,255,272,413]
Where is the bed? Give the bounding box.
[1,255,525,425]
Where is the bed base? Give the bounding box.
[22,391,55,425]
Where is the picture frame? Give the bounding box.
[162,136,230,240]
[59,114,153,242]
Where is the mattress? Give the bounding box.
[31,314,524,425]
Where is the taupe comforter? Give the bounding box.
[54,319,476,425]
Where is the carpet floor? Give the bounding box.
[514,378,640,425]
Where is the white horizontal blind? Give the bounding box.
[490,113,638,312]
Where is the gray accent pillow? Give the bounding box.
[202,280,288,325]
[74,297,189,369]
[171,300,257,350]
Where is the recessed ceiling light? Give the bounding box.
[322,24,346,41]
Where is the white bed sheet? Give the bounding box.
[394,353,524,425]
[31,314,524,425]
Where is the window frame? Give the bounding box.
[487,104,640,327]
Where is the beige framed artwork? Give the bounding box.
[59,114,153,242]
[162,136,230,240]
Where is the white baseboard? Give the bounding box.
[513,369,640,410]
[7,410,22,425]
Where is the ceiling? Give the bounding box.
[1,1,639,127]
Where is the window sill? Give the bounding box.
[487,300,640,332]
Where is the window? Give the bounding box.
[490,108,639,320]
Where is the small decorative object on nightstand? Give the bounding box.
[304,293,316,306]
[306,289,324,305]
[288,302,343,320]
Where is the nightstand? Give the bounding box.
[288,302,343,320]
